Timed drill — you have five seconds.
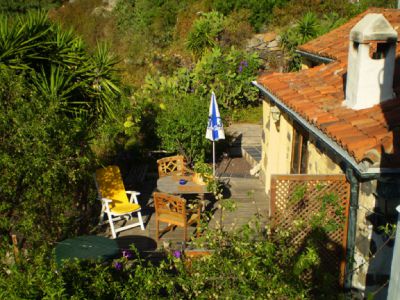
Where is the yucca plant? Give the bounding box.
[84,43,121,119]
[0,11,50,70]
[297,12,320,44]
[31,65,81,109]
[0,10,121,121]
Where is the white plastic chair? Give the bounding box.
[95,165,145,238]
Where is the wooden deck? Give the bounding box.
[97,175,268,253]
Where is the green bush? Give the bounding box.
[115,0,184,48]
[0,0,61,14]
[186,11,225,58]
[132,47,260,161]
[0,11,125,245]
[156,93,209,163]
[0,218,319,299]
[211,0,289,32]
[0,69,96,244]
[220,9,254,49]
[192,47,261,109]
[280,11,347,71]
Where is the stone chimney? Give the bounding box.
[345,14,398,110]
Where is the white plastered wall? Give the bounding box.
[345,42,396,109]
[306,136,344,175]
[261,100,293,195]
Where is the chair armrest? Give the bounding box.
[100,197,113,205]
[126,191,140,196]
[126,191,140,204]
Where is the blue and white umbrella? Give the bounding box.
[206,91,225,176]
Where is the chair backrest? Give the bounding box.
[156,155,185,177]
[153,192,186,221]
[95,166,129,203]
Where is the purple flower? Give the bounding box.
[122,250,133,259]
[114,262,123,271]
[173,250,181,259]
[238,60,248,73]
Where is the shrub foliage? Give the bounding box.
[0,218,320,299]
[0,11,123,245]
[133,47,260,162]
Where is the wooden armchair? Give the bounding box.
[156,155,192,177]
[153,192,200,242]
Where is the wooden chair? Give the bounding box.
[156,155,191,177]
[95,166,145,239]
[153,192,200,242]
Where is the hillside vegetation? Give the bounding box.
[0,1,397,298]
[49,0,397,87]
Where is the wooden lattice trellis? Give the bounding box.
[270,174,350,287]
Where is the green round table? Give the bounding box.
[55,235,119,266]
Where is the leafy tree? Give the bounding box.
[0,69,96,243]
[133,68,194,158]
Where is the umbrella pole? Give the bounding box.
[212,141,216,177]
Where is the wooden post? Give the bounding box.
[270,176,276,220]
[11,234,20,263]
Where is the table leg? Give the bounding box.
[199,193,205,212]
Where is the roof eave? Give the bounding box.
[252,80,400,178]
[295,49,336,64]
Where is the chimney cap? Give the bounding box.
[350,13,398,43]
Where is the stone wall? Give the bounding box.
[247,32,284,72]
[354,177,400,298]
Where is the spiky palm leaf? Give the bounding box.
[32,65,82,106]
[297,12,319,44]
[0,11,50,69]
[1,10,121,121]
[82,43,121,118]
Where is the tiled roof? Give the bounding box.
[257,9,400,168]
[298,8,400,62]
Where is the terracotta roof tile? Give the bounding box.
[257,9,400,168]
[298,8,400,62]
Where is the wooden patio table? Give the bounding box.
[156,173,209,200]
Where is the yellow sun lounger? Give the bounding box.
[95,165,145,238]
